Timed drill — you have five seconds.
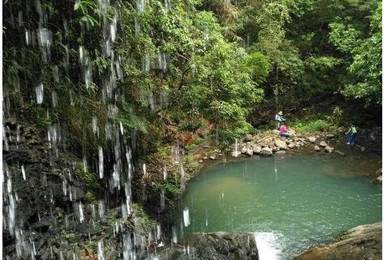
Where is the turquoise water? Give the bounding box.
[175,154,382,260]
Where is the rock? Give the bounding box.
[178,232,259,260]
[275,139,287,150]
[334,150,344,156]
[314,145,321,151]
[243,134,254,142]
[246,148,253,156]
[319,141,327,147]
[231,151,241,158]
[260,147,272,156]
[258,137,274,148]
[326,134,335,138]
[276,150,286,154]
[209,155,216,160]
[241,147,247,154]
[288,143,295,149]
[375,175,382,184]
[253,145,262,154]
[308,136,317,143]
[294,222,382,260]
[324,146,333,153]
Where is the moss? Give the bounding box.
[159,181,182,198]
[84,192,98,204]
[132,203,157,230]
[73,163,102,198]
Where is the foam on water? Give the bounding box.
[254,232,281,260]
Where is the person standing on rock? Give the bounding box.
[280,123,291,138]
[275,111,285,130]
[346,123,357,145]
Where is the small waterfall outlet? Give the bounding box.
[254,232,281,260]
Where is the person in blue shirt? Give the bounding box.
[275,111,285,130]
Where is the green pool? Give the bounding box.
[174,154,382,259]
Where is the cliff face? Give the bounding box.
[3,119,163,259]
[294,222,382,260]
[3,119,260,260]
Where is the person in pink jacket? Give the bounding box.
[280,123,291,138]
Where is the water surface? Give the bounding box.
[175,154,382,260]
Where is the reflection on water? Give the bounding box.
[175,155,382,260]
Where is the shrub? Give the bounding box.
[293,119,333,132]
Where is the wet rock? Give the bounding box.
[253,145,262,154]
[294,222,382,260]
[231,151,241,158]
[375,175,382,184]
[159,232,259,260]
[314,145,321,151]
[308,136,317,143]
[260,147,272,156]
[319,141,327,147]
[275,139,287,150]
[324,146,333,153]
[334,150,344,156]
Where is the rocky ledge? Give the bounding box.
[158,232,259,260]
[232,129,368,158]
[294,222,382,260]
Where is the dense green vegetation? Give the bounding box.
[4,0,381,158]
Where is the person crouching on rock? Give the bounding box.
[280,122,291,138]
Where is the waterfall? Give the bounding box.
[231,138,241,157]
[35,83,44,104]
[183,207,190,227]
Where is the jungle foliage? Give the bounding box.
[3,0,382,159]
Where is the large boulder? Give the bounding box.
[253,145,262,154]
[260,147,273,156]
[294,222,382,260]
[243,134,254,142]
[159,232,259,260]
[319,141,327,147]
[275,139,287,150]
